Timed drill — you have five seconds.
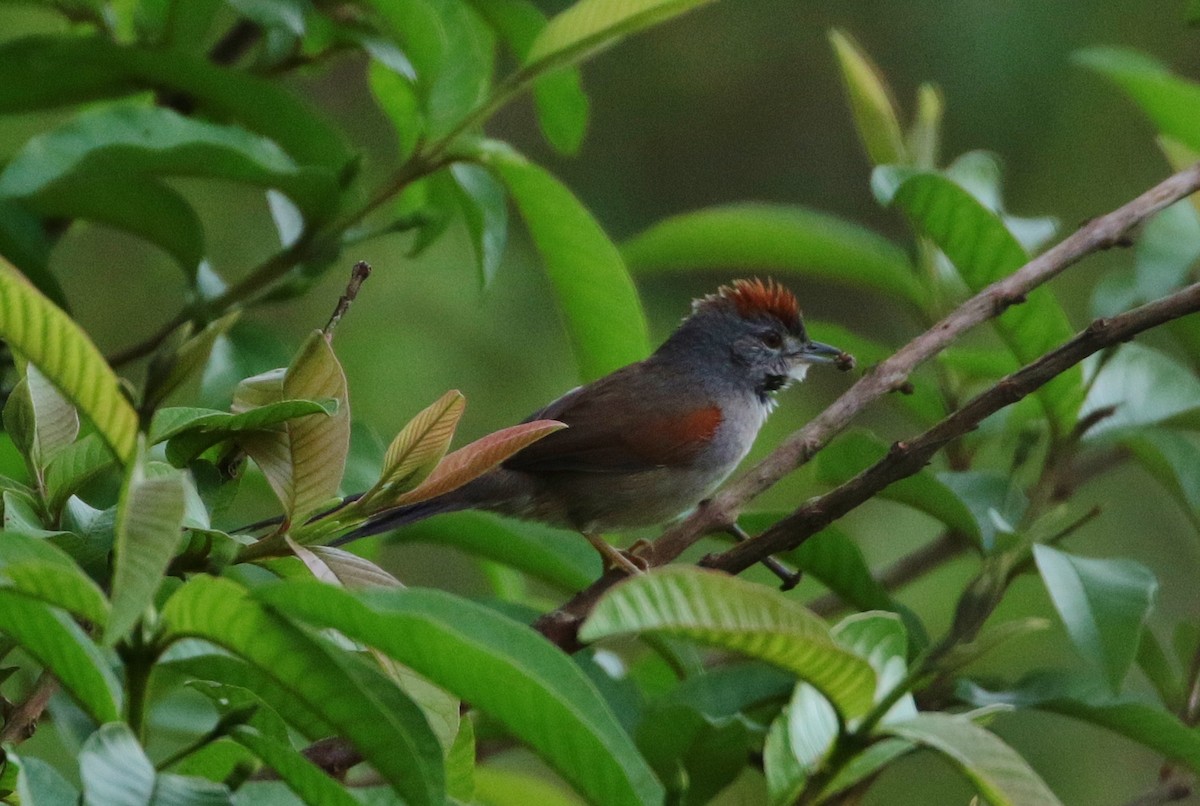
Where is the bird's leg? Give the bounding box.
[725,522,803,590]
[583,532,645,575]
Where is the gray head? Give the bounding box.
[657,278,849,402]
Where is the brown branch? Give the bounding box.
[707,282,1200,573]
[532,164,1200,649]
[0,671,59,744]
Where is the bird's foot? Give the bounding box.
[584,532,646,576]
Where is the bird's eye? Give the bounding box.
[759,331,784,349]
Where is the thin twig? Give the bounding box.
[0,671,59,744]
[324,261,372,338]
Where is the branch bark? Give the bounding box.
[0,671,59,745]
[533,163,1200,650]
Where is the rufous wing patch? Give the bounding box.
[631,405,723,465]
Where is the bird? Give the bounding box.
[339,278,853,573]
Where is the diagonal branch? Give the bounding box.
[533,163,1200,650]
[706,281,1200,572]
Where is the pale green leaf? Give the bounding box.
[108,446,187,644]
[80,723,156,806]
[881,712,1062,805]
[1080,344,1200,439]
[233,331,349,520]
[580,567,877,718]
[43,433,116,515]
[363,389,465,506]
[0,256,138,462]
[1033,545,1157,692]
[525,0,714,74]
[829,29,907,166]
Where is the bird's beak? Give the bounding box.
[797,340,846,365]
[786,340,853,381]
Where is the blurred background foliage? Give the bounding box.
[1,1,1199,803]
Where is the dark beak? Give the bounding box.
[798,340,848,366]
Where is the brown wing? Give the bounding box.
[504,365,722,474]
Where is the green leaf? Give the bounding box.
[814,431,982,546]
[874,168,1082,434]
[525,0,714,75]
[0,105,339,229]
[107,447,187,644]
[152,398,336,466]
[963,677,1200,777]
[937,471,1029,551]
[233,331,350,520]
[1091,200,1200,319]
[225,0,310,35]
[763,683,838,805]
[636,705,748,805]
[906,83,944,170]
[361,390,465,507]
[144,312,242,412]
[482,143,649,381]
[229,726,358,806]
[1123,428,1200,526]
[364,0,495,139]
[368,60,423,165]
[0,35,352,172]
[828,29,907,166]
[254,580,665,806]
[467,0,590,154]
[389,511,598,591]
[881,712,1062,805]
[833,611,916,724]
[1033,545,1157,692]
[622,204,923,309]
[305,545,403,588]
[0,199,68,310]
[9,751,80,806]
[43,434,116,516]
[160,650,332,739]
[0,591,121,723]
[80,723,232,805]
[446,714,476,801]
[1079,344,1200,439]
[32,170,205,276]
[474,767,581,806]
[1075,48,1200,154]
[822,737,914,801]
[160,576,444,806]
[5,363,80,474]
[0,256,138,463]
[79,723,156,806]
[580,567,878,718]
[0,531,110,626]
[451,163,510,286]
[738,517,893,612]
